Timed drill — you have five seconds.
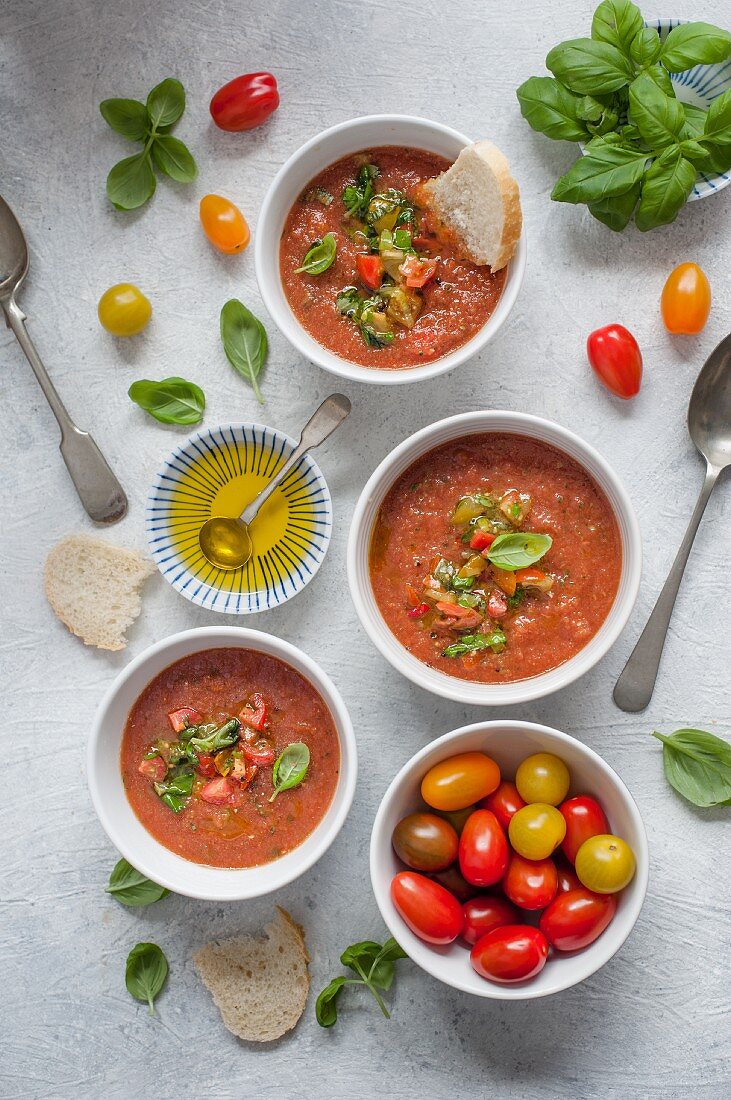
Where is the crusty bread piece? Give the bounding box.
[421,140,522,271]
[194,908,310,1043]
[44,534,155,651]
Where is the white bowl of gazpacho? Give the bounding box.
[347,411,641,706]
[255,115,526,385]
[88,627,356,900]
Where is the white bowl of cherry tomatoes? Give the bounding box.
[370,720,648,999]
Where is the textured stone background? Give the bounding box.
[1,1,730,1097]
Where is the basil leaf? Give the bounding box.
[703,89,731,145]
[516,77,589,141]
[220,299,267,406]
[269,742,310,802]
[106,152,156,211]
[629,27,662,68]
[635,148,696,231]
[589,182,641,230]
[701,142,731,174]
[316,977,347,1028]
[546,38,634,95]
[106,858,170,907]
[679,139,713,166]
[125,942,169,1015]
[294,232,337,275]
[151,135,198,182]
[128,376,205,425]
[146,77,185,128]
[681,103,708,139]
[591,0,644,55]
[643,63,675,98]
[341,941,383,973]
[369,938,408,991]
[628,73,685,149]
[153,766,195,813]
[552,138,647,203]
[487,531,553,570]
[188,719,240,755]
[652,729,731,808]
[100,98,149,141]
[660,23,731,73]
[443,631,507,658]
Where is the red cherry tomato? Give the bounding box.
[459,809,509,887]
[390,871,463,944]
[461,896,519,945]
[560,795,610,864]
[661,262,711,335]
[210,72,279,132]
[555,858,582,894]
[502,853,558,911]
[587,324,642,399]
[356,253,383,290]
[539,888,617,951]
[470,925,549,984]
[429,865,480,902]
[480,780,526,831]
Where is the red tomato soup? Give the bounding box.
[120,648,340,868]
[369,434,622,683]
[280,146,506,369]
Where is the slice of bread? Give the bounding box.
[421,140,522,271]
[44,534,155,651]
[194,908,310,1043]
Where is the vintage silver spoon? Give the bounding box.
[198,393,351,571]
[614,333,731,712]
[0,196,127,523]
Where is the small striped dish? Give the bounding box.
[147,423,332,614]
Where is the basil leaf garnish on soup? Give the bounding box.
[295,232,337,275]
[270,742,310,802]
[487,532,553,571]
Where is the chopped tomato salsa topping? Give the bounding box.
[167,707,202,733]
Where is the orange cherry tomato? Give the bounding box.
[199,194,250,254]
[661,263,711,334]
[421,752,501,811]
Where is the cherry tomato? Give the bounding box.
[555,857,582,895]
[436,805,475,834]
[421,752,500,812]
[356,253,383,290]
[539,888,617,951]
[470,925,549,984]
[390,871,463,944]
[459,809,509,887]
[661,262,711,335]
[480,781,525,831]
[509,803,566,861]
[575,834,636,894]
[429,864,479,903]
[199,194,250,254]
[515,752,570,806]
[502,853,558,911]
[97,283,151,336]
[587,324,642,399]
[559,795,610,864]
[461,896,518,945]
[392,812,458,872]
[209,72,279,132]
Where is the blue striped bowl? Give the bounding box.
[147,423,332,614]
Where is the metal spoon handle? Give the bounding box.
[240,393,351,526]
[613,464,719,712]
[4,298,127,524]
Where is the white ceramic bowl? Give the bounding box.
[347,410,641,706]
[88,627,356,901]
[370,720,649,1000]
[255,114,527,386]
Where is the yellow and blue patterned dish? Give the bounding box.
[147,423,332,614]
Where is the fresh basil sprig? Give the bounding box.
[128,376,205,425]
[652,729,731,808]
[270,742,310,802]
[106,858,170,907]
[295,233,337,275]
[316,937,407,1028]
[443,631,506,658]
[487,532,553,571]
[101,78,197,210]
[220,299,268,406]
[125,943,169,1015]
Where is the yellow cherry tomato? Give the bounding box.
[421,752,500,812]
[199,194,250,254]
[575,834,636,894]
[661,263,711,334]
[515,752,571,806]
[97,283,151,336]
[508,803,566,860]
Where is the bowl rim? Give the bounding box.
[254,113,527,386]
[87,626,357,900]
[369,719,650,999]
[347,409,642,705]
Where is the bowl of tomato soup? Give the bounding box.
[255,115,526,385]
[88,627,356,900]
[348,411,641,706]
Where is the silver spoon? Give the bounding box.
[198,393,351,571]
[0,196,127,524]
[614,333,731,712]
